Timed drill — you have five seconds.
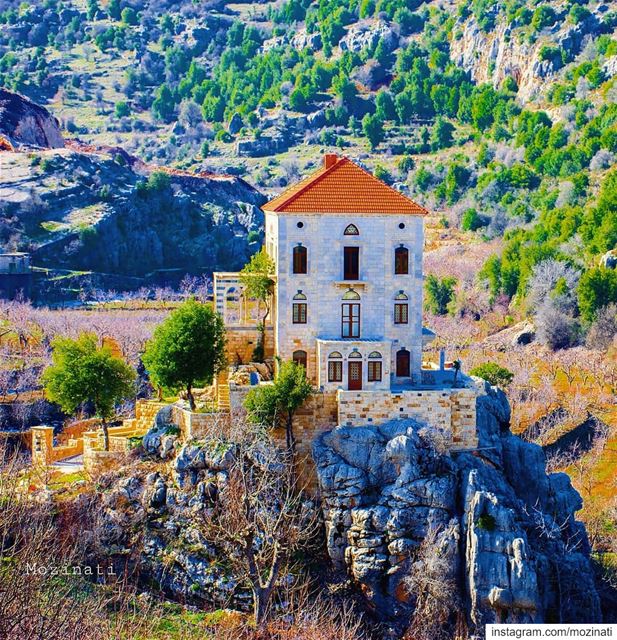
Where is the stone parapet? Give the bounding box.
[337,387,478,449]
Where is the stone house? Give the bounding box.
[215,155,479,452]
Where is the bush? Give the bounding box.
[461,208,487,232]
[469,362,514,387]
[531,5,557,30]
[585,303,617,350]
[536,301,579,350]
[577,267,617,323]
[425,274,457,315]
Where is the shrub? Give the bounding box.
[577,267,617,323]
[536,301,579,350]
[531,5,557,30]
[461,207,487,232]
[469,362,514,387]
[425,274,457,315]
[585,303,617,350]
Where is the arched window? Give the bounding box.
[327,352,343,382]
[394,291,408,325]
[395,246,409,275]
[292,350,307,370]
[368,351,382,382]
[293,245,307,274]
[344,224,359,236]
[342,293,360,338]
[348,351,362,358]
[292,291,307,324]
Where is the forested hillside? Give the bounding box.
[2,0,617,320]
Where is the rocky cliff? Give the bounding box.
[91,383,602,638]
[450,9,613,102]
[313,381,601,634]
[0,89,64,150]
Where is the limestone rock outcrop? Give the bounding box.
[313,382,601,633]
[0,89,64,150]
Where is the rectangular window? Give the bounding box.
[292,303,307,324]
[328,360,343,382]
[394,303,408,324]
[368,361,382,382]
[343,247,360,280]
[342,303,360,338]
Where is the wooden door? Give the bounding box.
[348,361,362,390]
[396,349,410,377]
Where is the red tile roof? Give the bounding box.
[263,155,428,215]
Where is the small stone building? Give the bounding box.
[215,155,479,453]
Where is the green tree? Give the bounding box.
[469,362,514,387]
[362,113,384,150]
[114,101,130,118]
[461,208,485,232]
[577,267,617,323]
[244,360,312,452]
[142,300,226,411]
[425,274,457,315]
[152,84,175,122]
[431,117,454,150]
[375,89,396,121]
[42,334,136,451]
[239,248,275,362]
[121,6,138,24]
[107,0,122,20]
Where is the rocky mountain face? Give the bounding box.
[450,9,612,102]
[313,381,601,633]
[0,89,64,150]
[92,384,601,637]
[0,91,265,291]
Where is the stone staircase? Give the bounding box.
[217,383,230,412]
[216,372,230,412]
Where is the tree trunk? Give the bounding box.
[102,418,109,451]
[186,383,196,412]
[157,385,163,401]
[253,588,269,627]
[286,411,295,454]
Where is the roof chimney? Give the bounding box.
[324,153,338,169]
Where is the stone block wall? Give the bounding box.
[337,387,478,449]
[224,326,274,365]
[171,404,229,440]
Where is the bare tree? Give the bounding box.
[403,524,463,640]
[200,426,320,627]
[0,446,157,639]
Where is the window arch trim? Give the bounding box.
[342,289,361,300]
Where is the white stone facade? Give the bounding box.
[266,212,425,390]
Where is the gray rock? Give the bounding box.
[313,383,600,632]
[228,112,243,135]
